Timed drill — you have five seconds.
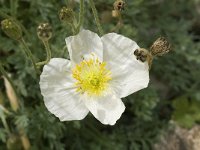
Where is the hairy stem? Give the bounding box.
[19,38,38,73]
[88,0,104,35]
[76,0,85,33]
[36,40,52,66]
[10,0,19,17]
[111,13,123,32]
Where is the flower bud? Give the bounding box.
[1,19,22,40]
[113,0,125,11]
[150,37,171,56]
[37,23,52,41]
[59,7,74,24]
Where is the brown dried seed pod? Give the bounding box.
[150,37,171,56]
[113,0,125,11]
[138,48,149,62]
[134,48,153,69]
[134,49,140,56]
[37,23,52,41]
[139,55,147,62]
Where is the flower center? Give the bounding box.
[72,58,112,96]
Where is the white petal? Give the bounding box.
[65,29,103,65]
[83,91,125,125]
[101,33,149,98]
[39,58,89,121]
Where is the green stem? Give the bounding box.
[88,0,104,35]
[43,40,51,62]
[111,13,123,32]
[62,45,68,58]
[0,105,12,116]
[0,10,10,18]
[19,38,38,73]
[36,40,52,66]
[0,62,18,98]
[10,0,18,17]
[76,0,85,33]
[1,116,11,136]
[70,23,76,35]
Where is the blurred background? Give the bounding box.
[0,0,200,150]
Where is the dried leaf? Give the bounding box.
[20,131,31,150]
[3,76,19,111]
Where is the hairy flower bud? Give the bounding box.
[1,19,22,40]
[113,0,125,11]
[37,23,52,41]
[150,37,171,56]
[59,7,74,24]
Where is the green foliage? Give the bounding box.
[0,128,7,142]
[0,0,200,149]
[14,114,29,129]
[172,97,200,128]
[128,88,159,121]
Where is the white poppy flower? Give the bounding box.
[39,30,149,125]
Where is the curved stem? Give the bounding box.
[44,41,51,62]
[36,40,52,66]
[19,38,38,73]
[62,45,68,58]
[76,0,85,34]
[88,0,104,35]
[111,13,123,32]
[70,23,76,35]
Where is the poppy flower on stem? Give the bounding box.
[39,30,149,125]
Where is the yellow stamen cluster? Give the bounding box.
[72,58,112,96]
